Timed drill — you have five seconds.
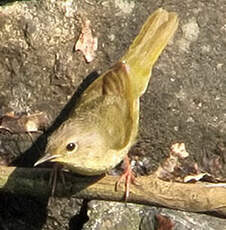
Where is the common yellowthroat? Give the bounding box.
[35,8,179,196]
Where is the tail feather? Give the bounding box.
[121,8,179,97]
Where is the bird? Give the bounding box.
[34,8,179,199]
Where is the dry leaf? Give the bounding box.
[184,164,226,184]
[0,112,49,133]
[184,172,213,183]
[155,214,174,230]
[154,143,226,184]
[170,143,189,158]
[154,143,190,181]
[75,18,98,62]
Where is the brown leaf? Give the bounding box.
[155,214,174,230]
[0,112,49,133]
[184,169,226,184]
[154,143,190,181]
[154,143,226,184]
[75,18,98,63]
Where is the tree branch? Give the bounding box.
[0,166,226,216]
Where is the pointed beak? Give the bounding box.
[34,153,62,167]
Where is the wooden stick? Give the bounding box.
[0,166,226,216]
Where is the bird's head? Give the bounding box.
[34,120,109,175]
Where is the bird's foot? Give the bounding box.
[115,156,136,201]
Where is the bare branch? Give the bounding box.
[0,166,226,216]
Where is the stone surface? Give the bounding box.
[84,201,141,230]
[84,201,226,230]
[0,0,225,229]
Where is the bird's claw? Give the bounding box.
[115,156,136,201]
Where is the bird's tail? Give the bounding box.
[121,8,178,97]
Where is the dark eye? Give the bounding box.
[66,143,77,152]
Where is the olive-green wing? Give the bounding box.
[77,62,135,150]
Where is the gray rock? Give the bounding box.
[84,201,226,230]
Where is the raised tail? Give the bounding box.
[121,8,179,97]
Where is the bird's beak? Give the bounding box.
[34,153,62,167]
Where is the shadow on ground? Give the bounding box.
[0,71,99,230]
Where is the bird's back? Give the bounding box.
[75,62,137,151]
[75,8,179,154]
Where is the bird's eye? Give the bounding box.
[66,142,77,152]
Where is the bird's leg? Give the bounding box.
[49,163,58,196]
[115,155,136,201]
[49,163,65,196]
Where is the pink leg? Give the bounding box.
[49,163,65,196]
[115,156,136,201]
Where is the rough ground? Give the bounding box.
[0,0,225,229]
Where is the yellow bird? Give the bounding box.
[35,8,179,198]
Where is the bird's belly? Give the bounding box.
[62,147,131,176]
